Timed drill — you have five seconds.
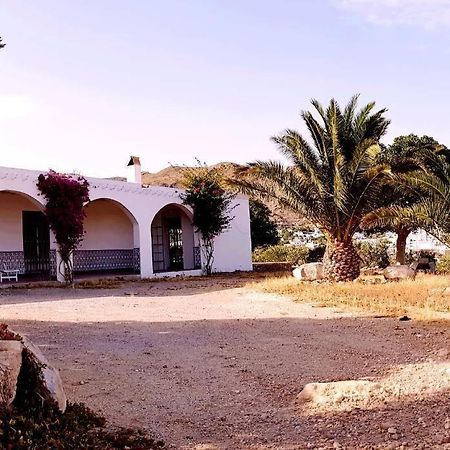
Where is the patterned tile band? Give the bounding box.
[73,249,138,272]
[0,251,26,274]
[50,249,57,277]
[133,248,140,272]
[193,246,201,270]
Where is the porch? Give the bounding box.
[0,192,202,282]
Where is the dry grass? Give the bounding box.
[250,273,450,319]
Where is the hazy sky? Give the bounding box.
[1,0,450,178]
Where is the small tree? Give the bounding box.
[37,171,89,285]
[249,199,279,250]
[181,165,236,275]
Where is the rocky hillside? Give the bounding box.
[141,163,307,227]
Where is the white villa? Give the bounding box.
[0,158,253,282]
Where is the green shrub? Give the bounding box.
[355,240,390,268]
[253,245,309,264]
[405,250,438,266]
[306,245,326,263]
[436,253,450,274]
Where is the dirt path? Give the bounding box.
[1,277,449,449]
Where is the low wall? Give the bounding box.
[73,249,140,272]
[252,262,293,273]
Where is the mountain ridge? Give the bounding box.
[141,163,306,227]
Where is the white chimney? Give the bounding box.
[127,156,142,184]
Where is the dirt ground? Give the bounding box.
[1,275,450,449]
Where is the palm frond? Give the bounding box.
[233,95,391,241]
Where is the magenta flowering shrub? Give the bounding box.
[181,165,235,274]
[37,171,90,284]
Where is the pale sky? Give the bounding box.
[1,0,450,178]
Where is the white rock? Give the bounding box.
[293,262,324,281]
[383,265,416,281]
[20,335,67,412]
[0,340,23,405]
[297,380,381,406]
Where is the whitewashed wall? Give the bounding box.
[212,196,253,273]
[80,199,135,250]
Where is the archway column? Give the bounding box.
[138,222,153,278]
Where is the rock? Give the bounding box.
[293,262,324,281]
[0,340,23,405]
[20,335,67,412]
[383,265,416,281]
[297,380,381,406]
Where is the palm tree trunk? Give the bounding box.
[395,226,410,265]
[323,239,360,281]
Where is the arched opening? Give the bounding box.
[151,204,200,273]
[75,198,140,275]
[0,190,53,280]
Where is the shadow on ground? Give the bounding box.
[6,315,450,449]
[0,272,288,307]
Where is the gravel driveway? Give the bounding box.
[1,276,449,449]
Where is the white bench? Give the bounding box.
[0,264,20,283]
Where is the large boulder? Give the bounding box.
[293,262,324,281]
[383,265,416,281]
[0,340,23,405]
[20,336,67,412]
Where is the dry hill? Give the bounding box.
[141,163,307,227]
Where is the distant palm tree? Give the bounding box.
[232,95,391,281]
[361,135,447,263]
[363,150,450,248]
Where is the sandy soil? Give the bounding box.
[1,276,449,449]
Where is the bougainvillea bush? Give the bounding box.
[37,171,90,285]
[181,164,236,275]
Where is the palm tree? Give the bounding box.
[363,150,450,248]
[232,96,391,281]
[361,134,445,264]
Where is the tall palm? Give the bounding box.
[232,96,391,281]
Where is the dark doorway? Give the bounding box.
[167,217,183,271]
[22,211,50,275]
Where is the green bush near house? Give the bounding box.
[306,245,326,263]
[355,240,390,269]
[436,254,450,274]
[252,245,309,265]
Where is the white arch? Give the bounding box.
[0,189,45,210]
[85,197,139,226]
[150,202,193,227]
[150,202,198,273]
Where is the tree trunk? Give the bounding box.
[396,227,410,265]
[323,239,360,281]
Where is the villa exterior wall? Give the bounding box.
[0,165,253,280]
[212,198,253,273]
